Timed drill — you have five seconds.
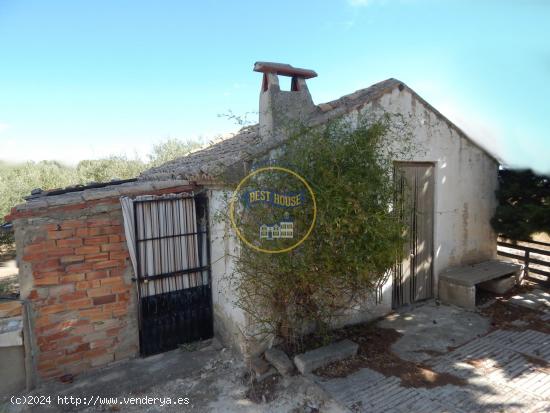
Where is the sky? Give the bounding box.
[0,0,549,172]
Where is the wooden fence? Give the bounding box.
[497,237,550,287]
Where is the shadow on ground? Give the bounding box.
[312,290,550,413]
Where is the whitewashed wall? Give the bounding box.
[207,87,499,354]
[349,87,499,302]
[208,189,248,353]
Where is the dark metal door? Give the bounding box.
[393,163,435,308]
[134,194,213,356]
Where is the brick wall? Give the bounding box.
[7,182,196,382]
[21,211,135,379]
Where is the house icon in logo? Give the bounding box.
[259,213,293,240]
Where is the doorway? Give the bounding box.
[393,162,435,308]
[132,194,213,356]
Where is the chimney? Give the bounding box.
[253,62,318,141]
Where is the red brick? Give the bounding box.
[86,270,109,280]
[75,245,100,255]
[93,260,123,270]
[47,229,74,240]
[100,276,125,287]
[75,228,89,237]
[56,335,83,348]
[66,298,94,311]
[108,235,121,243]
[81,308,110,322]
[57,352,83,365]
[100,243,124,252]
[111,284,129,294]
[40,368,63,379]
[72,323,94,335]
[80,307,104,318]
[38,350,65,363]
[66,343,90,354]
[40,341,58,352]
[37,359,57,371]
[48,283,75,296]
[66,262,94,273]
[50,247,76,256]
[35,275,59,286]
[117,292,130,302]
[89,226,120,236]
[60,219,85,229]
[112,303,128,317]
[57,238,82,248]
[60,290,87,302]
[34,315,52,328]
[92,294,116,305]
[75,280,100,290]
[87,218,112,227]
[61,273,85,283]
[60,255,84,264]
[106,327,122,337]
[84,236,109,245]
[41,329,70,342]
[41,303,66,314]
[28,290,40,300]
[84,252,110,262]
[83,348,108,359]
[90,337,115,349]
[33,258,61,272]
[87,287,112,298]
[34,269,64,278]
[22,252,48,262]
[108,268,125,277]
[109,250,129,260]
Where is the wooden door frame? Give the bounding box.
[393,161,437,307]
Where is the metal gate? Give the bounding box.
[393,162,435,308]
[134,194,213,356]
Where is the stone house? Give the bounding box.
[5,62,499,388]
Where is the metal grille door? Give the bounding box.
[134,194,213,356]
[393,163,435,308]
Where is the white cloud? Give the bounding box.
[0,122,10,133]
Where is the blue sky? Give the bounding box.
[0,0,549,172]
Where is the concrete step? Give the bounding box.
[265,347,294,376]
[293,339,358,374]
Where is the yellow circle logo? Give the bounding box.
[229,166,317,254]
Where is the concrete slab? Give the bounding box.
[294,340,358,374]
[0,316,23,347]
[440,260,522,287]
[0,346,26,397]
[439,260,522,309]
[378,301,491,363]
[313,300,550,413]
[509,289,550,312]
[2,346,348,412]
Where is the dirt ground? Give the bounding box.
[1,341,347,413]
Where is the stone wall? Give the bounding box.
[6,181,195,384]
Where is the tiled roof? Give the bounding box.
[139,79,407,182]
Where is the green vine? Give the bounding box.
[218,114,417,349]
